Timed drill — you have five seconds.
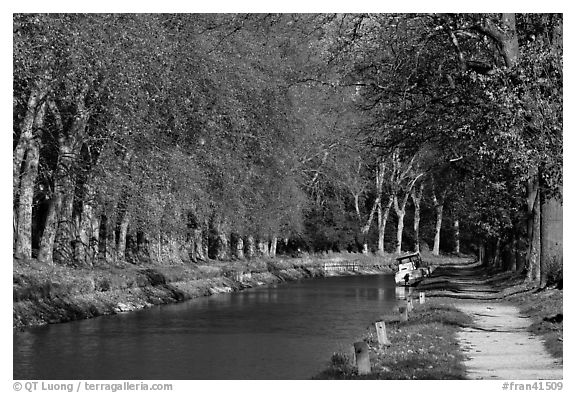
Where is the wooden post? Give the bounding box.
[353,341,371,375]
[419,292,425,304]
[375,321,391,347]
[399,306,408,321]
[406,297,413,312]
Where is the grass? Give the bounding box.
[314,298,472,379]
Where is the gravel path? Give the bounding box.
[419,260,563,380]
[455,302,562,380]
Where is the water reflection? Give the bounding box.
[395,285,417,299]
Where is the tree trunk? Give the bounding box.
[245,235,256,258]
[201,220,210,260]
[116,213,130,263]
[395,211,405,254]
[354,193,379,255]
[500,14,520,68]
[433,204,444,256]
[360,225,369,254]
[134,231,148,262]
[125,228,137,263]
[38,102,70,264]
[14,102,46,259]
[528,196,541,283]
[51,98,90,265]
[76,202,99,267]
[377,196,393,254]
[191,228,205,261]
[377,200,383,252]
[269,236,278,258]
[99,214,117,265]
[493,238,502,269]
[352,160,383,256]
[430,180,447,257]
[209,218,229,260]
[76,180,101,267]
[454,219,460,254]
[37,193,61,264]
[106,221,118,265]
[413,208,421,253]
[257,238,269,257]
[526,176,541,282]
[511,233,521,272]
[168,235,183,264]
[411,182,424,253]
[13,79,49,198]
[148,233,162,264]
[231,233,244,259]
[53,177,77,265]
[392,173,422,255]
[14,141,40,259]
[477,14,519,68]
[526,208,533,272]
[215,228,229,260]
[90,215,101,264]
[540,192,562,288]
[393,193,412,255]
[202,222,209,260]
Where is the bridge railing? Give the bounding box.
[321,261,359,271]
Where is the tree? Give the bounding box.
[430,176,448,257]
[440,13,562,284]
[13,13,562,278]
[390,149,424,254]
[411,180,425,253]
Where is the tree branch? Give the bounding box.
[473,16,505,44]
[447,29,467,72]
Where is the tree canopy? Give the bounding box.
[13,13,562,284]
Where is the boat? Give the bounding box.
[394,252,430,286]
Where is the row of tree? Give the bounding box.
[13,14,305,266]
[297,13,562,286]
[13,13,562,286]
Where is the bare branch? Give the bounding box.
[473,16,506,44]
[448,29,467,72]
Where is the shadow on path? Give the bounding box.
[419,260,529,300]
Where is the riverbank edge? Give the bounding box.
[13,254,394,330]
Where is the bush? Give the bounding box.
[546,255,563,287]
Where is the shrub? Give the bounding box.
[546,255,563,287]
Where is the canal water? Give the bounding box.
[14,273,410,380]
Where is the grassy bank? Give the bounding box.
[314,297,472,379]
[13,252,395,329]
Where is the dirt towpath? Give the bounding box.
[456,302,562,379]
[420,260,563,380]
